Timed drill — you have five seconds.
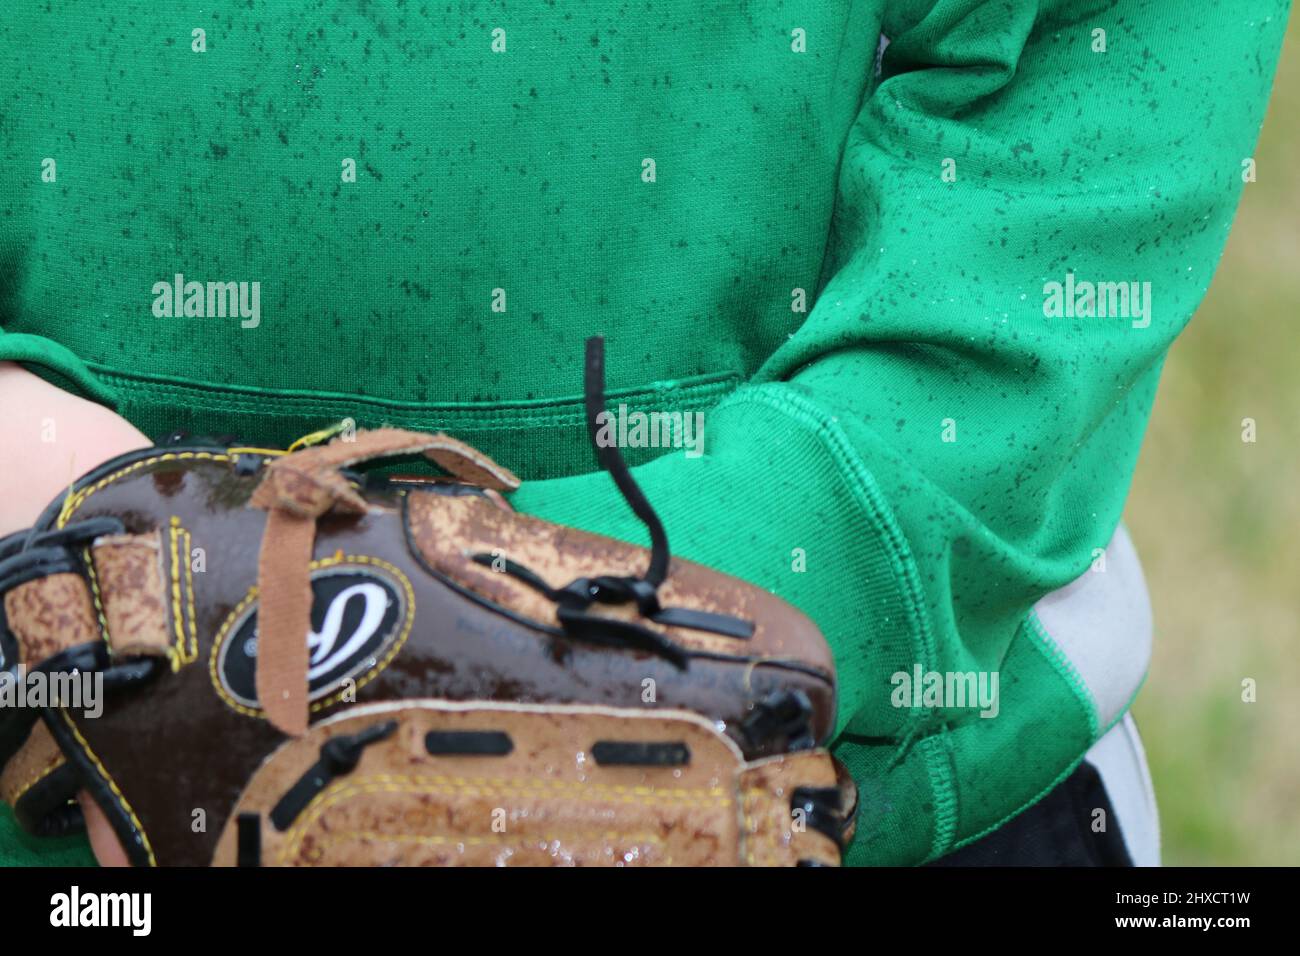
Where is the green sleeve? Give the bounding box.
[0,805,95,866]
[510,0,1288,863]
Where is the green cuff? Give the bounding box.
[0,331,118,407]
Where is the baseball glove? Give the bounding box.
[0,338,855,866]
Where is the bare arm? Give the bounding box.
[0,362,151,536]
[0,361,149,864]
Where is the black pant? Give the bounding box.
[927,762,1134,866]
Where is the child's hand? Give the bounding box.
[1,361,150,866]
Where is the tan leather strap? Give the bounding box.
[3,573,99,668]
[251,429,519,518]
[252,511,316,737]
[3,531,177,670]
[91,532,176,659]
[249,429,520,736]
[2,531,181,820]
[0,721,64,808]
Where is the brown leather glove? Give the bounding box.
[0,339,854,866]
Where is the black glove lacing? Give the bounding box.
[470,337,755,669]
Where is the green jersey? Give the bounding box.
[0,0,1288,865]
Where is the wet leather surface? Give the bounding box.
[58,451,835,865]
[211,701,842,867]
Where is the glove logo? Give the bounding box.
[213,562,411,714]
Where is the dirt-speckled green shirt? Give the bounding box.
[0,0,1289,866]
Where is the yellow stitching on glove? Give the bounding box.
[59,710,157,867]
[287,421,352,453]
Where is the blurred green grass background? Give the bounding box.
[1126,27,1299,865]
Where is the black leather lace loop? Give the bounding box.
[470,336,755,667]
[270,721,399,830]
[584,337,671,589]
